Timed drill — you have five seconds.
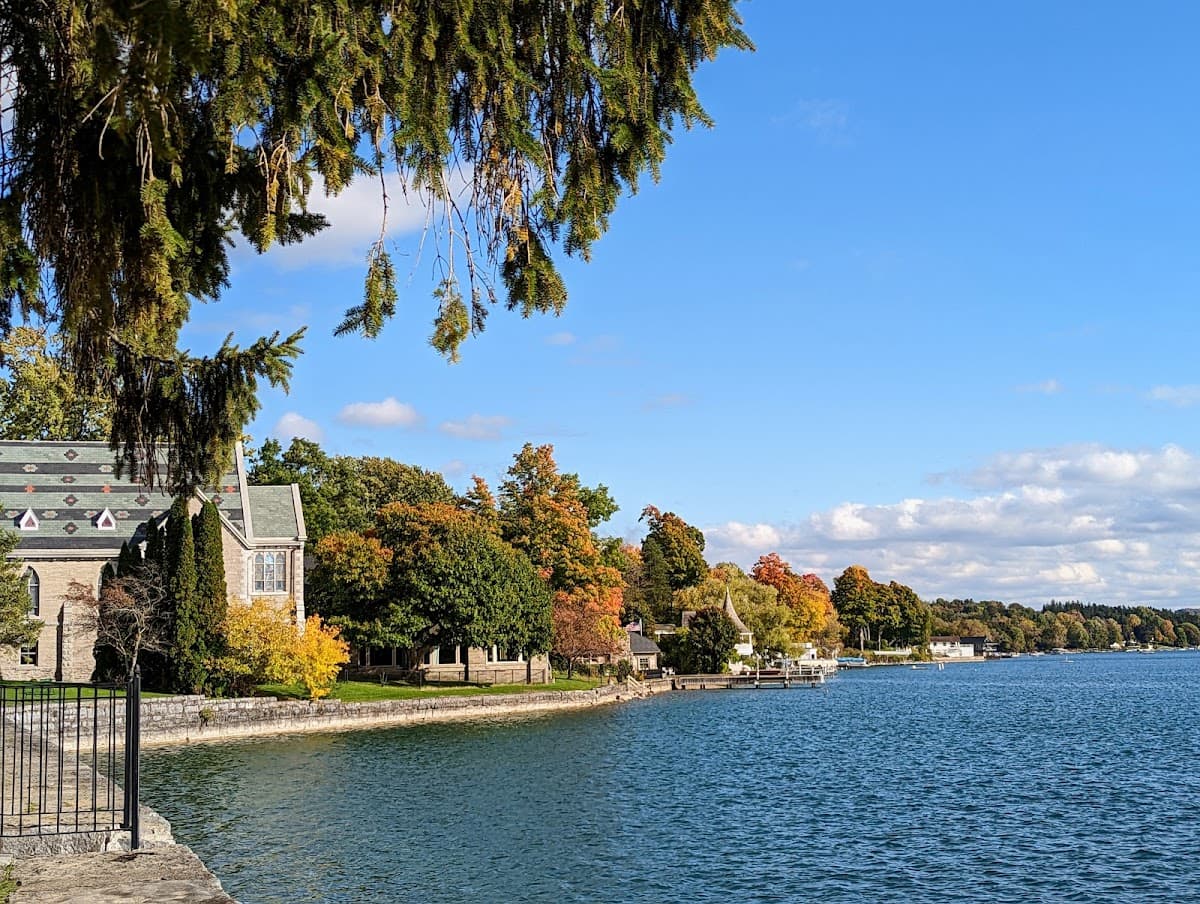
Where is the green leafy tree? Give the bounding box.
[0,2,750,493]
[0,327,111,440]
[310,504,551,672]
[358,457,458,513]
[0,530,39,653]
[249,439,462,545]
[882,581,931,648]
[165,497,201,692]
[307,532,396,649]
[144,517,165,569]
[685,607,738,674]
[831,565,879,652]
[568,479,619,529]
[640,505,707,619]
[389,503,552,669]
[497,444,624,666]
[192,500,228,690]
[248,439,362,544]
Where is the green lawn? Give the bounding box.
[258,676,603,702]
[0,680,169,699]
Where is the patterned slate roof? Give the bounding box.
[0,441,247,553]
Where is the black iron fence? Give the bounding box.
[0,668,140,847]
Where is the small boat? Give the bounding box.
[911,664,929,670]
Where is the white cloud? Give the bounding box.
[1148,385,1200,407]
[273,412,324,443]
[262,170,469,269]
[336,397,421,428]
[442,459,468,478]
[716,521,781,550]
[439,414,512,441]
[545,332,576,346]
[702,443,1200,607]
[1017,378,1063,394]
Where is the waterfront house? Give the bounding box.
[929,636,976,659]
[626,629,662,673]
[960,635,994,656]
[0,441,306,682]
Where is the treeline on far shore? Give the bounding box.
[930,598,1200,652]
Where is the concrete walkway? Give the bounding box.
[9,844,236,903]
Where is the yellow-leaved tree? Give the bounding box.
[292,615,349,700]
[217,599,348,699]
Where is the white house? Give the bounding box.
[929,636,976,659]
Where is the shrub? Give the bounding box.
[292,615,349,700]
[214,598,301,695]
[616,659,633,681]
[213,599,349,699]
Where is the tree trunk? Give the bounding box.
[567,657,574,679]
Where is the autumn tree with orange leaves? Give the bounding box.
[496,444,624,675]
[751,552,842,647]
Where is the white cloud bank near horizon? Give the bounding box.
[703,443,1200,608]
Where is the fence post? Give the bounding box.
[122,666,141,850]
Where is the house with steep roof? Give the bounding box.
[0,441,305,682]
[626,629,662,674]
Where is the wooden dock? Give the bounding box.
[672,663,836,691]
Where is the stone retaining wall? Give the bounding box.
[139,684,635,746]
[22,683,637,749]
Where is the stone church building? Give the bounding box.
[0,441,306,682]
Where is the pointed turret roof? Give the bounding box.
[722,587,752,635]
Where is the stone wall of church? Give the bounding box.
[219,529,305,626]
[0,558,106,683]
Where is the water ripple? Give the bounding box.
[143,652,1200,903]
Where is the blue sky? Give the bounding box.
[183,2,1200,607]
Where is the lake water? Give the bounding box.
[141,652,1200,903]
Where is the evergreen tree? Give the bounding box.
[144,518,165,568]
[165,497,201,693]
[0,530,39,651]
[0,2,749,493]
[192,501,228,692]
[116,540,143,577]
[133,516,170,687]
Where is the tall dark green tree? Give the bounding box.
[116,540,143,578]
[144,518,165,569]
[0,2,751,493]
[0,529,39,651]
[831,565,879,652]
[165,497,201,692]
[685,607,739,674]
[641,505,708,620]
[192,500,228,691]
